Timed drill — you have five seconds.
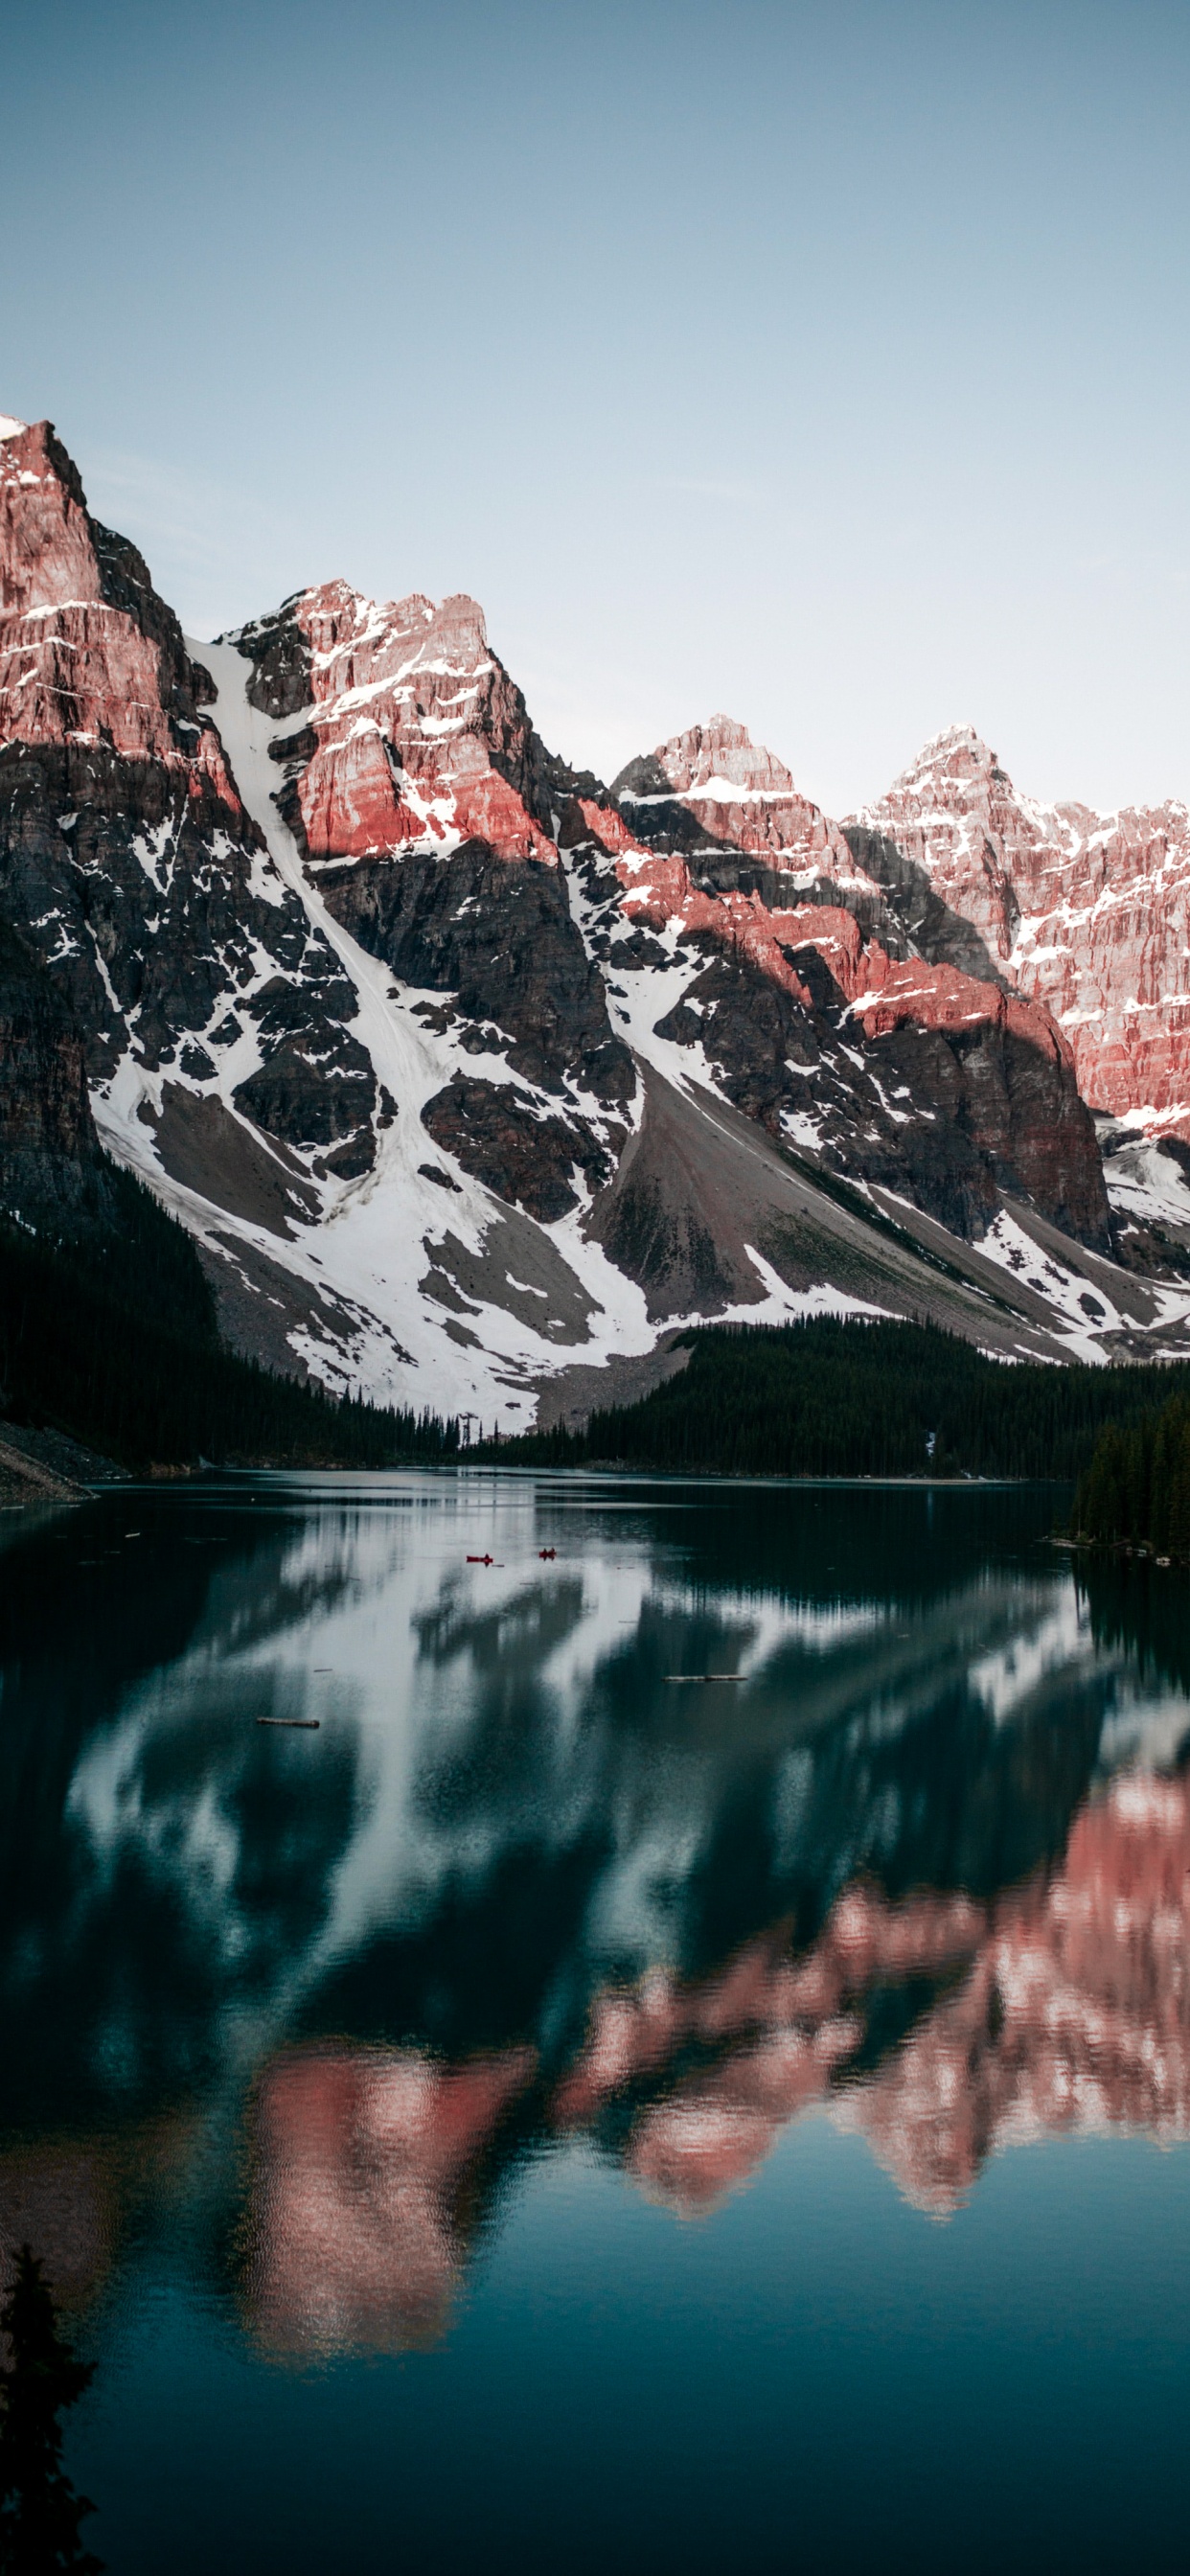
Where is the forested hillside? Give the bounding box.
[0,1171,457,1471]
[1073,1394,1190,1557]
[486,1318,1190,1482]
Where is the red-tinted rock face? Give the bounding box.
[1,417,106,614]
[0,419,240,805]
[230,586,635,1215]
[600,715,1110,1244]
[612,713,862,884]
[575,788,1108,1244]
[614,835,813,1004]
[849,725,1190,1136]
[256,579,557,866]
[598,791,1050,1037]
[583,785,868,1010]
[607,723,1087,1066]
[852,952,1082,1080]
[0,421,379,1184]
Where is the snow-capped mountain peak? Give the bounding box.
[4,411,1190,1421]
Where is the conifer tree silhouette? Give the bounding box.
[0,2246,101,2574]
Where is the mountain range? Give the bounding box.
[5,409,1190,1429]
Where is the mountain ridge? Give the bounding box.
[5,409,1190,1423]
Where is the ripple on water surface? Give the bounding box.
[3,1473,1189,2573]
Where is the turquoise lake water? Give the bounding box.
[3,1472,1189,2572]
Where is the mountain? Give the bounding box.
[4,411,1190,1426]
[846,724,1190,1155]
[604,711,1109,1249]
[844,724,1190,1282]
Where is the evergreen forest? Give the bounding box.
[15,1185,1190,1488]
[482,1316,1190,1482]
[0,1173,458,1472]
[1073,1392,1190,1556]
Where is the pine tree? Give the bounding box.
[0,2247,101,2575]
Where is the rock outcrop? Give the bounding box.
[848,724,1190,1138]
[5,405,1186,1416]
[599,736,1110,1247]
[244,582,561,867]
[611,713,908,962]
[232,583,634,1218]
[0,419,233,788]
[0,419,379,1208]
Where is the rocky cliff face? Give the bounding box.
[0,913,102,1231]
[0,419,379,1230]
[230,582,633,1222]
[240,581,559,863]
[848,724,1190,1138]
[610,712,911,964]
[602,725,1110,1248]
[4,409,1188,1420]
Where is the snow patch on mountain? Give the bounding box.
[851,728,1190,1140]
[974,1207,1190,1361]
[86,640,840,1425]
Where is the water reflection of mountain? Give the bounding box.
[3,1478,1189,2349]
[245,1760,1190,2349]
[0,1495,368,2135]
[570,1761,1190,2218]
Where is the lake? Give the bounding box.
[2,1471,1189,2573]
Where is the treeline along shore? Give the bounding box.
[1073,1392,1190,1558]
[7,1197,1190,1485]
[0,1184,458,1474]
[479,1319,1190,1483]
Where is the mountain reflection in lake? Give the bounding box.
[3,1474,1189,2574]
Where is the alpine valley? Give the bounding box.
[7,410,1190,1433]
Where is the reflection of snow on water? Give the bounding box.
[967,1591,1092,1724]
[60,1478,1179,2030]
[1097,1687,1190,1779]
[27,1474,1190,2320]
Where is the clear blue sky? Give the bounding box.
[4,0,1188,815]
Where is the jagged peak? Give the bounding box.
[891,725,1002,794]
[292,581,492,674]
[0,416,184,665]
[845,725,1019,828]
[226,585,494,682]
[613,712,803,807]
[0,417,91,509]
[658,713,796,798]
